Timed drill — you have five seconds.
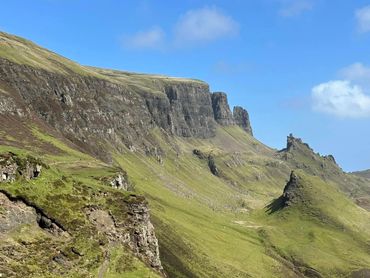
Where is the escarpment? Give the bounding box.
[0,57,253,161]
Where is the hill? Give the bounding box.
[0,30,370,277]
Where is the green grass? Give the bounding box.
[1,115,370,277]
[253,170,370,276]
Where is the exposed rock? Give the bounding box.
[0,58,216,161]
[323,155,337,165]
[0,152,45,182]
[192,149,207,160]
[110,173,130,191]
[208,155,219,177]
[282,171,303,207]
[192,149,220,177]
[233,106,253,135]
[97,170,133,191]
[126,201,163,272]
[0,192,67,236]
[211,92,234,126]
[0,192,37,233]
[285,133,312,152]
[86,196,164,275]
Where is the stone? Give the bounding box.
[110,173,129,191]
[282,171,303,206]
[0,153,45,182]
[233,106,253,135]
[211,92,234,126]
[0,58,217,161]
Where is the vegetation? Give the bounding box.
[1,31,370,277]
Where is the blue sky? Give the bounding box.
[1,0,370,171]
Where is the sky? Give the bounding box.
[1,0,370,171]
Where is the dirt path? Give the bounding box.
[232,220,263,229]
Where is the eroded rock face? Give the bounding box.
[0,153,44,182]
[86,197,164,275]
[0,59,217,161]
[233,106,253,135]
[126,202,162,271]
[282,171,303,206]
[0,192,37,233]
[0,192,67,236]
[211,92,234,126]
[110,173,130,191]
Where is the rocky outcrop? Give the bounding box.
[0,58,218,161]
[126,201,163,272]
[211,92,234,126]
[0,152,44,182]
[193,149,220,177]
[282,171,303,207]
[285,134,312,152]
[109,173,130,191]
[0,55,257,161]
[233,106,253,135]
[0,192,67,236]
[86,195,164,275]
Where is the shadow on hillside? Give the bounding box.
[265,195,285,215]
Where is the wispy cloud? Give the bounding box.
[311,80,370,118]
[278,0,314,17]
[122,7,238,51]
[340,63,370,81]
[122,26,165,50]
[356,5,370,33]
[174,7,239,46]
[339,63,370,89]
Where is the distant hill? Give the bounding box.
[353,169,370,179]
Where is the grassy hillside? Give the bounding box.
[353,169,370,179]
[1,30,370,277]
[0,31,204,92]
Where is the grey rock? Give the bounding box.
[233,106,253,135]
[110,173,129,191]
[282,171,303,206]
[0,153,44,182]
[86,198,164,274]
[0,58,217,161]
[211,92,234,126]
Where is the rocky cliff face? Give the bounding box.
[86,196,164,274]
[211,92,234,126]
[0,58,253,161]
[0,59,218,160]
[233,106,253,135]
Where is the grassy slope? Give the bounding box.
[353,169,370,179]
[0,130,161,277]
[1,30,370,277]
[113,127,370,277]
[0,31,205,93]
[257,171,370,276]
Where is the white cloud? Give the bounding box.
[123,26,165,50]
[340,63,370,82]
[356,6,370,33]
[279,0,314,17]
[311,80,370,118]
[174,7,239,46]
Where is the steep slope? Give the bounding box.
[1,30,370,278]
[261,170,370,277]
